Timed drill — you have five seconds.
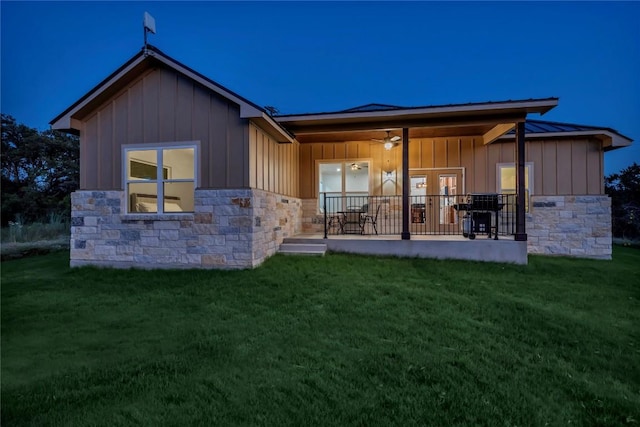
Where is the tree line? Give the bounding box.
[605,162,640,240]
[1,114,79,226]
[1,115,639,238]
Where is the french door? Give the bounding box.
[409,169,463,234]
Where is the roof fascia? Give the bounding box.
[283,113,527,135]
[251,113,296,144]
[276,98,558,123]
[50,52,147,130]
[149,51,263,118]
[149,49,293,142]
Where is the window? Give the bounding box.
[318,161,370,212]
[497,162,533,212]
[124,143,197,214]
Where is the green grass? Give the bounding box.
[1,214,69,244]
[2,248,639,426]
[0,237,70,261]
[1,214,70,260]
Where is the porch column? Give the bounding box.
[515,120,527,241]
[401,127,410,240]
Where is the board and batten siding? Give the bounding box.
[248,123,300,198]
[299,140,394,199]
[298,136,604,198]
[80,66,248,190]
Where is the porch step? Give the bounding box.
[278,243,327,256]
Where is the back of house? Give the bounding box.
[51,46,633,269]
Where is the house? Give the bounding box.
[50,45,633,268]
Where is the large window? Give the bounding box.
[124,143,197,214]
[497,162,533,212]
[318,161,370,212]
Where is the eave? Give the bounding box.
[498,129,633,151]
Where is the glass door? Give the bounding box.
[410,175,427,234]
[437,174,459,233]
[410,169,462,234]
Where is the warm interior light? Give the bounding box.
[384,141,393,151]
[351,163,359,171]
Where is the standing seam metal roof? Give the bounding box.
[274,98,559,118]
[509,119,624,136]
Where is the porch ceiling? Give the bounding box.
[293,123,500,143]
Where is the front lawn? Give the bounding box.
[2,248,639,426]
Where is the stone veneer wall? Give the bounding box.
[301,198,324,234]
[70,189,302,269]
[527,195,612,259]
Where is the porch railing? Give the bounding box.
[322,193,519,238]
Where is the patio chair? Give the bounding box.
[327,213,344,234]
[362,204,381,235]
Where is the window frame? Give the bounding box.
[122,141,199,215]
[496,162,533,212]
[317,159,372,213]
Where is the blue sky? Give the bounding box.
[2,1,638,175]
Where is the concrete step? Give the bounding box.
[278,243,327,256]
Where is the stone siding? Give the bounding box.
[251,189,303,266]
[527,195,612,259]
[301,198,324,234]
[70,189,301,269]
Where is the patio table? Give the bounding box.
[338,210,365,234]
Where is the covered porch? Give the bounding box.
[276,98,558,263]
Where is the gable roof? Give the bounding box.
[50,45,294,143]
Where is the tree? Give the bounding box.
[1,114,79,225]
[605,162,640,240]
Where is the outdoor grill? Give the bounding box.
[454,193,505,240]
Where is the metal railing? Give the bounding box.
[322,193,519,238]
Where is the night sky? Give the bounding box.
[2,1,638,174]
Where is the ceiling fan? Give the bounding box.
[350,162,368,171]
[372,131,401,150]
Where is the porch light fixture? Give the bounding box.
[373,131,401,151]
